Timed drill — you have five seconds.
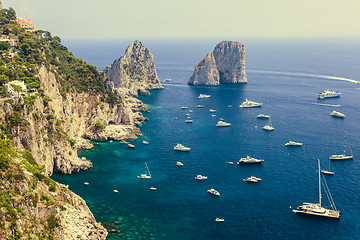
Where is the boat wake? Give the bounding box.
[308,102,341,107]
[248,70,360,84]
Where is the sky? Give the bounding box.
[4,0,360,39]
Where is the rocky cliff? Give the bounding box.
[105,40,164,96]
[189,41,247,86]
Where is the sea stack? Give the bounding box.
[105,40,164,96]
[189,41,247,86]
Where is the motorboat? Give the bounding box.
[142,140,150,145]
[256,114,270,119]
[293,159,341,219]
[285,141,303,146]
[237,156,264,164]
[84,182,89,185]
[128,144,135,148]
[196,105,204,108]
[164,78,172,82]
[211,114,216,117]
[263,117,274,131]
[209,109,216,112]
[195,175,208,180]
[243,176,262,183]
[239,99,263,108]
[317,90,341,99]
[215,218,224,222]
[138,162,151,179]
[113,190,118,193]
[216,121,231,127]
[330,111,345,118]
[228,105,233,108]
[198,94,211,99]
[176,162,183,167]
[207,188,220,196]
[181,107,188,110]
[185,120,193,123]
[150,187,157,191]
[226,161,234,165]
[174,143,191,151]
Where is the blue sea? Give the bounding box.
[53,38,360,239]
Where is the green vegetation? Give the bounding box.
[95,120,106,132]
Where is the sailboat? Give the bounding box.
[330,132,353,160]
[321,159,334,175]
[293,159,340,219]
[262,116,274,131]
[138,162,151,179]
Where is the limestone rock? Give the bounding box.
[189,52,219,86]
[105,40,164,96]
[189,41,247,86]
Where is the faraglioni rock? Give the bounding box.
[189,41,247,86]
[105,40,164,96]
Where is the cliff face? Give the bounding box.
[1,65,143,176]
[105,40,164,96]
[189,52,220,86]
[189,41,247,86]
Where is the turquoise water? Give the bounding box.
[53,39,360,239]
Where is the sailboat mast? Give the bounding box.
[318,159,322,207]
[145,162,151,177]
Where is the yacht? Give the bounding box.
[285,141,303,146]
[239,99,263,108]
[215,218,224,222]
[243,176,262,183]
[317,90,341,99]
[263,117,274,131]
[216,121,231,127]
[330,132,353,160]
[209,109,216,112]
[138,162,151,179]
[196,105,204,108]
[256,114,270,119]
[128,144,135,148]
[176,161,183,167]
[142,140,149,145]
[198,94,211,99]
[330,111,345,118]
[174,143,191,151]
[185,119,193,123]
[207,188,220,196]
[293,159,341,219]
[237,156,264,164]
[195,175,208,180]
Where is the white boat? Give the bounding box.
[185,119,193,123]
[150,187,157,191]
[216,121,231,127]
[195,175,208,180]
[164,78,172,82]
[237,156,264,164]
[138,162,151,179]
[142,140,149,145]
[207,188,220,196]
[330,111,345,118]
[256,114,270,119]
[226,161,234,165]
[209,109,216,112]
[321,160,334,175]
[176,161,183,167]
[228,105,233,108]
[128,144,135,148]
[263,117,274,131]
[211,114,216,117]
[120,140,129,144]
[243,176,262,183]
[186,113,191,116]
[198,94,211,99]
[181,107,188,110]
[186,116,191,119]
[174,143,191,151]
[330,132,353,160]
[293,159,341,219]
[114,189,118,193]
[285,141,303,146]
[215,218,224,222]
[189,110,193,112]
[239,99,263,108]
[84,182,89,185]
[196,105,204,108]
[317,90,341,99]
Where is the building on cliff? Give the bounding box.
[15,17,36,32]
[189,41,247,86]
